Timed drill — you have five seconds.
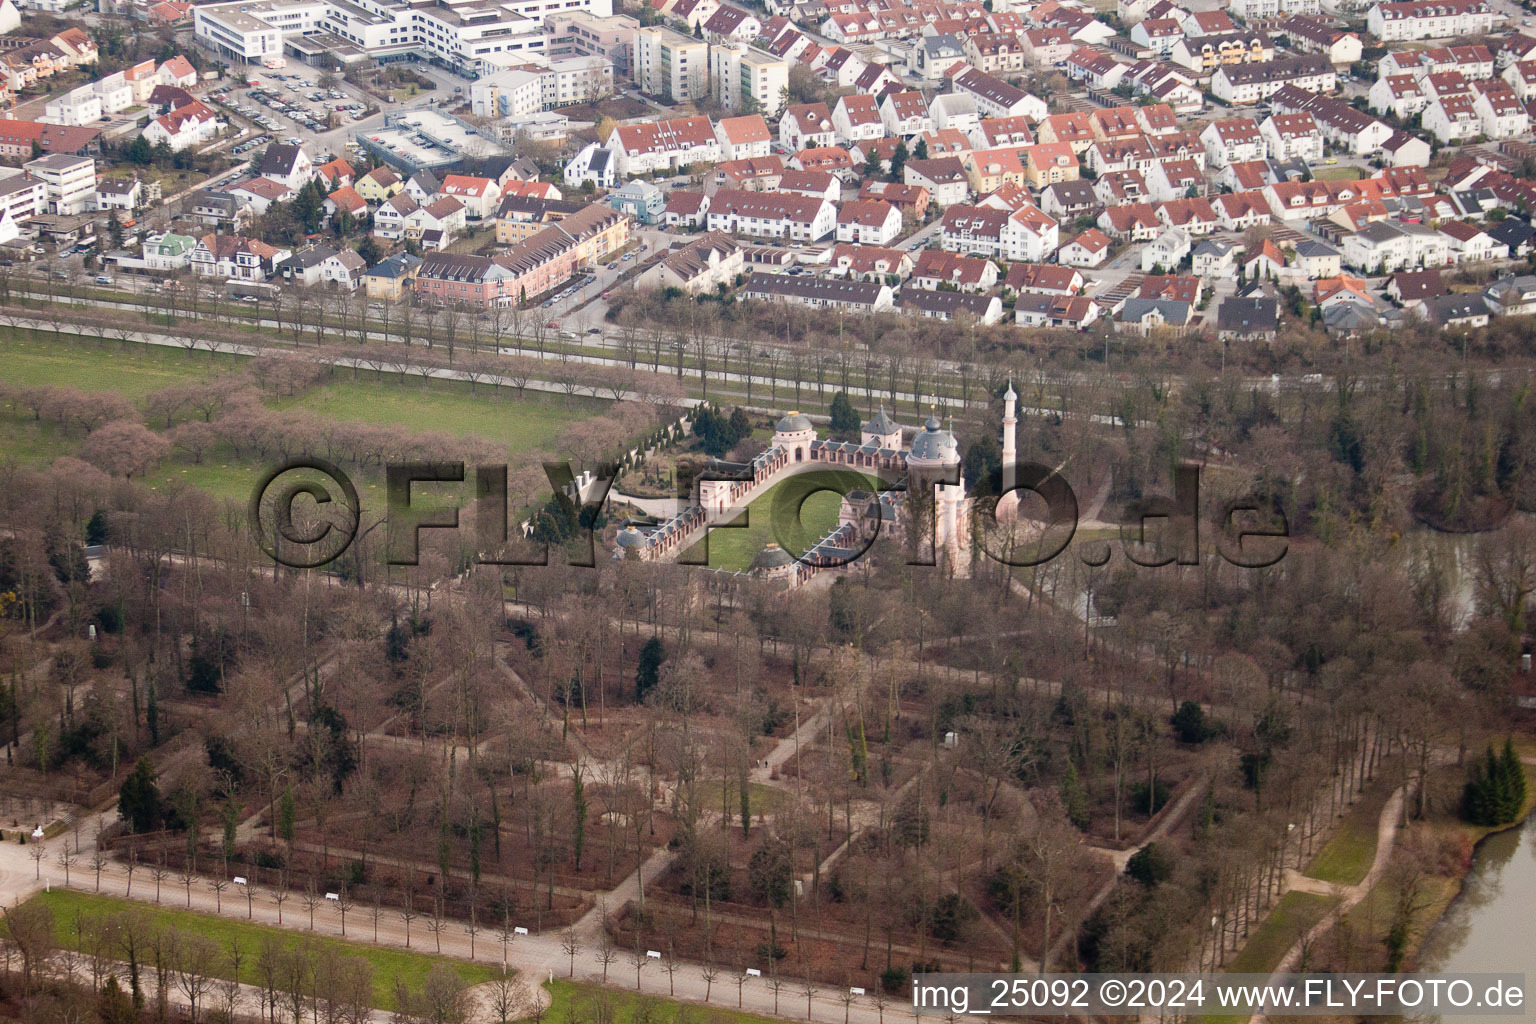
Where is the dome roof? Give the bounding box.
[616,525,646,548]
[908,414,959,464]
[866,405,900,436]
[776,411,813,432]
[1003,380,1017,401]
[751,542,795,571]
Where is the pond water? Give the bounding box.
[1420,814,1536,1000]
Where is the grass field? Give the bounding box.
[544,979,785,1024]
[0,332,241,396]
[271,376,600,456]
[1312,167,1363,182]
[1224,891,1334,975]
[23,890,501,1010]
[0,333,607,504]
[687,471,879,572]
[1305,786,1389,886]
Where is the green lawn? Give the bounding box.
[544,979,786,1024]
[1224,891,1334,975]
[1305,795,1384,886]
[1312,166,1363,182]
[0,333,611,505]
[686,471,879,572]
[0,331,241,397]
[24,890,500,1010]
[271,376,600,457]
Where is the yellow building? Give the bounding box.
[356,166,404,204]
[362,252,421,301]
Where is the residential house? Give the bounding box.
[910,248,999,291]
[1216,296,1278,340]
[707,189,837,241]
[637,231,744,293]
[737,272,894,311]
[780,103,838,151]
[904,157,971,205]
[897,288,1004,324]
[836,200,902,244]
[1059,228,1111,267]
[363,253,423,302]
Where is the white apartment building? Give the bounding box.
[633,24,709,102]
[1227,0,1320,17]
[23,154,95,216]
[470,67,542,118]
[0,171,48,244]
[1366,0,1497,41]
[196,0,612,75]
[709,44,788,115]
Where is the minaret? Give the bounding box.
[998,380,1019,519]
[1002,379,1017,495]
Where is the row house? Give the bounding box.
[1039,179,1100,219]
[1130,17,1184,55]
[1014,293,1099,329]
[825,242,914,280]
[910,248,999,291]
[970,115,1035,149]
[904,157,971,205]
[1168,31,1272,75]
[1342,219,1451,273]
[1086,135,1156,176]
[611,116,721,176]
[716,115,774,159]
[832,95,885,143]
[1370,73,1431,118]
[1280,17,1363,66]
[930,95,980,135]
[965,31,1028,73]
[1147,157,1203,202]
[1261,112,1324,162]
[880,90,934,137]
[1365,0,1497,41]
[1214,190,1275,231]
[780,103,838,152]
[637,232,744,293]
[1379,42,1494,79]
[949,66,1048,118]
[738,273,894,311]
[1098,201,1161,240]
[835,199,903,244]
[1064,47,1127,90]
[1035,112,1097,154]
[897,289,1005,324]
[1157,197,1219,235]
[1199,117,1265,167]
[1005,262,1086,295]
[779,168,840,201]
[1022,27,1075,65]
[1227,0,1320,19]
[1470,78,1530,137]
[1211,55,1335,103]
[1272,84,1396,155]
[707,189,838,240]
[1095,169,1151,205]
